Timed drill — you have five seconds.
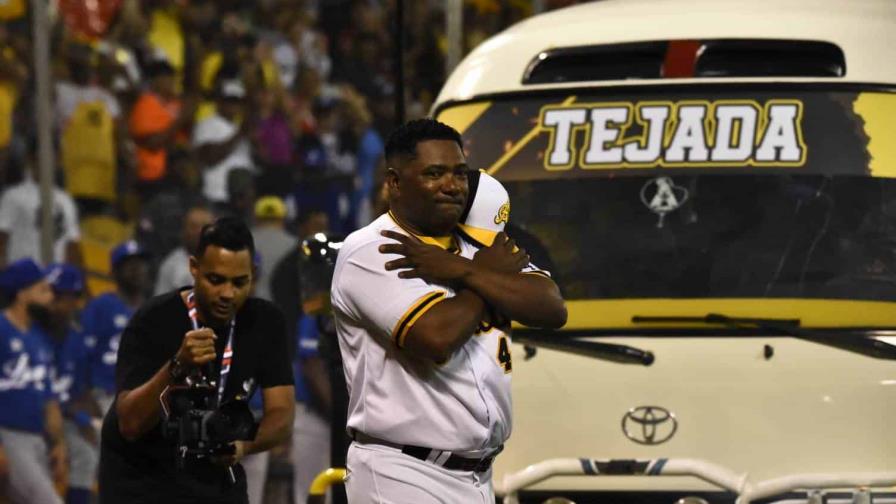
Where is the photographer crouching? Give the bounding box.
[98,217,295,504]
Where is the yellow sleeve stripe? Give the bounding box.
[393,291,448,348]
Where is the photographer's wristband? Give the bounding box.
[169,355,189,382]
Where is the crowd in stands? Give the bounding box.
[0,1,584,502]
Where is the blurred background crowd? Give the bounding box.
[0,0,582,297]
[0,1,585,503]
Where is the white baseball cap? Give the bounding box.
[458,170,509,247]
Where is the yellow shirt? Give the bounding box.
[0,81,17,149]
[0,0,25,20]
[147,9,184,71]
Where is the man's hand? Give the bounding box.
[472,232,529,274]
[175,328,218,367]
[212,440,248,467]
[380,230,472,284]
[48,441,67,490]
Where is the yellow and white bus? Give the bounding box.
[433,0,896,502]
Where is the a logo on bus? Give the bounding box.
[641,176,689,228]
[622,406,678,445]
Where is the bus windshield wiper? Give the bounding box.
[632,313,896,360]
[513,330,655,366]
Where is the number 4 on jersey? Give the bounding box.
[497,336,512,373]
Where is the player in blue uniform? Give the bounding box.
[0,258,66,504]
[80,240,150,415]
[45,264,97,504]
[291,312,332,504]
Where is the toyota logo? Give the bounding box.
[622,406,678,445]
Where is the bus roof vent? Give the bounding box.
[695,39,845,78]
[522,39,846,84]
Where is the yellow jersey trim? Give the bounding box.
[457,224,498,247]
[387,211,459,252]
[393,291,448,347]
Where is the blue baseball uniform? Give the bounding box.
[0,313,55,432]
[292,314,331,504]
[294,314,322,404]
[42,326,91,424]
[81,292,134,397]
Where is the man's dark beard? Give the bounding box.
[26,303,53,329]
[42,312,70,340]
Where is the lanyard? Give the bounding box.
[186,291,234,404]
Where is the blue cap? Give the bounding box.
[46,263,84,294]
[0,258,47,296]
[110,240,148,269]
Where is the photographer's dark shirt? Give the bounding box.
[98,288,293,504]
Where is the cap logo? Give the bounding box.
[494,202,510,225]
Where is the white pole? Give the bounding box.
[32,0,55,265]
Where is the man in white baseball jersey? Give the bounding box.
[331,118,567,503]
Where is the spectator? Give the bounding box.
[45,264,98,504]
[0,152,82,269]
[340,87,383,228]
[129,57,193,199]
[80,240,150,416]
[287,11,331,83]
[257,8,300,90]
[316,95,357,233]
[56,43,127,215]
[331,31,387,101]
[136,150,203,262]
[154,202,214,295]
[144,0,187,81]
[217,167,257,223]
[193,78,255,205]
[0,258,67,504]
[252,86,297,197]
[289,64,323,136]
[0,24,28,184]
[250,196,295,301]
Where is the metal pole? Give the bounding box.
[394,0,405,125]
[445,0,463,76]
[32,0,55,265]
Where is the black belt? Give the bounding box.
[351,431,500,473]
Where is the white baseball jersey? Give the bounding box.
[331,212,549,455]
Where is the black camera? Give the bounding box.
[160,368,259,468]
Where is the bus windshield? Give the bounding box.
[506,174,896,301]
[436,85,896,303]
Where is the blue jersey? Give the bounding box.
[81,293,134,394]
[0,313,55,433]
[294,314,323,404]
[42,326,90,407]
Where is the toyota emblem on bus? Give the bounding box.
[622,406,678,445]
